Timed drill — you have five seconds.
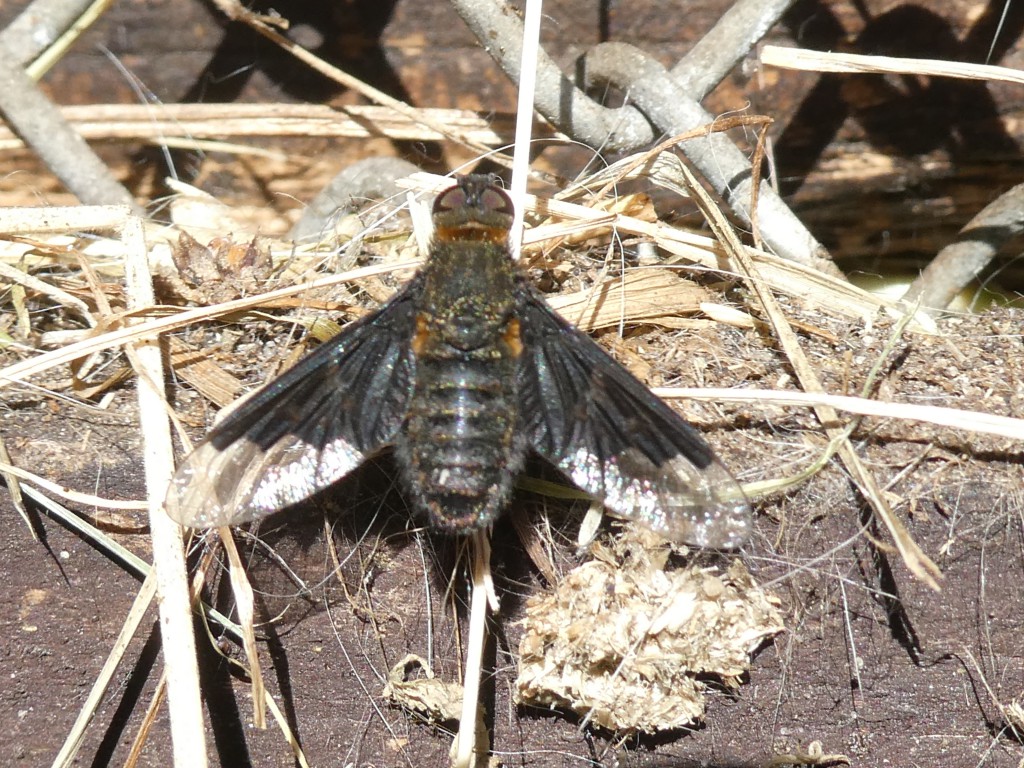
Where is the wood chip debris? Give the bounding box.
[383,654,474,725]
[515,527,783,733]
[383,654,489,764]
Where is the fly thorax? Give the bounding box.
[436,300,514,351]
[419,241,518,353]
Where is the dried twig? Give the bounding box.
[903,182,1024,311]
[448,0,655,150]
[0,41,140,210]
[0,0,100,67]
[673,0,795,99]
[581,42,837,273]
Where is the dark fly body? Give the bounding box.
[165,175,751,549]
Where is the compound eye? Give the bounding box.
[477,185,514,217]
[433,185,468,215]
[432,177,514,217]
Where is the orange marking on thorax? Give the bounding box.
[412,313,431,356]
[503,316,523,357]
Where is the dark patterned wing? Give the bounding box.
[164,280,420,529]
[517,285,751,548]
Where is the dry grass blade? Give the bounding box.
[218,528,267,730]
[453,531,492,768]
[0,204,132,233]
[0,103,537,150]
[0,259,422,390]
[122,213,208,765]
[51,574,158,767]
[0,259,94,324]
[507,0,544,259]
[654,387,1024,443]
[124,668,167,768]
[23,0,114,81]
[263,694,312,768]
[762,44,1024,85]
[188,548,307,762]
[0,432,32,537]
[962,649,1024,742]
[0,460,148,510]
[669,154,942,590]
[18,483,150,578]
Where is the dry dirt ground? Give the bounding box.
[2,297,1023,767]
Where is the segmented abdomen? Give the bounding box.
[398,350,521,532]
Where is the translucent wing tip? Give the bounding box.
[559,448,752,550]
[657,456,752,549]
[676,497,752,550]
[164,432,368,530]
[162,440,239,529]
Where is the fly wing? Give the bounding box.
[165,280,420,529]
[517,285,750,549]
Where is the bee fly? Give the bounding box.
[165,175,751,549]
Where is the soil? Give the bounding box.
[2,303,1023,768]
